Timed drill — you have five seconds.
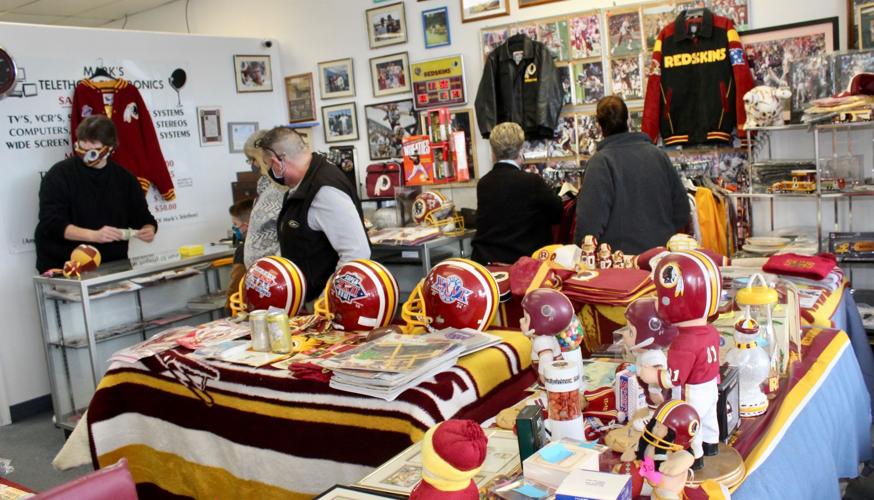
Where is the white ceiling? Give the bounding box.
[0,0,175,28]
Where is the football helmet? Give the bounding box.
[653,250,722,324]
[642,399,700,452]
[243,256,307,316]
[624,297,678,350]
[402,258,499,332]
[412,190,452,225]
[521,288,575,336]
[314,259,399,331]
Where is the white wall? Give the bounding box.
[0,22,285,415]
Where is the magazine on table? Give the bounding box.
[326,333,462,373]
[425,328,502,356]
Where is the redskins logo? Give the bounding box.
[525,63,537,77]
[688,418,700,437]
[431,274,472,307]
[333,272,366,304]
[573,270,599,282]
[659,263,681,288]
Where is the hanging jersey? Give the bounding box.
[72,79,175,200]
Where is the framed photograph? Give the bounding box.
[481,27,509,60]
[322,102,359,143]
[365,99,418,160]
[233,55,272,93]
[329,145,358,188]
[575,113,602,157]
[607,11,643,57]
[366,2,407,49]
[538,20,570,61]
[610,55,643,101]
[315,485,403,499]
[227,121,258,153]
[741,17,838,86]
[708,0,750,30]
[410,54,466,110]
[643,3,675,52]
[356,429,519,496]
[628,107,644,132]
[568,14,602,59]
[573,61,605,105]
[284,73,316,123]
[858,3,874,49]
[318,58,355,100]
[422,6,451,48]
[519,0,564,7]
[197,106,222,146]
[558,65,573,105]
[548,114,577,157]
[461,0,509,23]
[370,52,411,97]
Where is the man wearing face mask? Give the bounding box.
[35,116,158,273]
[258,126,370,302]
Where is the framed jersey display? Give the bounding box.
[410,55,466,110]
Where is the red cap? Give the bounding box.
[431,420,487,471]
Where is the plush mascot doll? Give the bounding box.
[409,419,488,499]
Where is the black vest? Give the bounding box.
[277,154,366,301]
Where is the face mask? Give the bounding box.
[74,143,112,167]
[232,225,243,242]
[268,157,286,184]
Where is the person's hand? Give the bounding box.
[137,225,156,243]
[91,226,123,243]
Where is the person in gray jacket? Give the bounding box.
[574,96,690,254]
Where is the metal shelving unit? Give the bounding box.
[735,121,874,253]
[33,245,233,431]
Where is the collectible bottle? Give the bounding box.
[724,318,769,417]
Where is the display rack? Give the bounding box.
[33,245,233,431]
[732,121,874,253]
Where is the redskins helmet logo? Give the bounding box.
[659,263,684,296]
[432,274,473,307]
[332,272,366,305]
[540,304,556,320]
[688,418,700,437]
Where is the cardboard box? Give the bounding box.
[401,135,434,186]
[614,369,646,424]
[450,131,470,182]
[555,470,632,500]
[522,439,604,490]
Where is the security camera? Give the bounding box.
[262,40,273,48]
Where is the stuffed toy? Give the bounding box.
[743,86,792,128]
[409,419,488,499]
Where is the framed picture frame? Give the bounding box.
[356,429,519,496]
[197,106,223,146]
[422,6,451,48]
[460,0,509,23]
[364,99,419,160]
[322,102,359,143]
[707,0,750,30]
[518,0,564,8]
[740,17,838,88]
[227,121,258,153]
[366,2,407,49]
[233,55,272,93]
[315,485,404,499]
[318,58,355,100]
[370,52,412,97]
[284,73,316,123]
[410,54,466,110]
[328,145,358,188]
[858,3,874,49]
[606,9,643,57]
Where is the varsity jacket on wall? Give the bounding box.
[641,9,754,146]
[71,79,175,200]
[475,34,564,140]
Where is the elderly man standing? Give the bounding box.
[258,127,370,300]
[472,122,563,265]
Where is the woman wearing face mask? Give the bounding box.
[34,115,158,273]
[240,130,287,269]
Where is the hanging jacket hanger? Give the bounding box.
[89,58,114,81]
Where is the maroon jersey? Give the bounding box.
[657,325,720,388]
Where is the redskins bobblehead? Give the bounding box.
[638,250,722,469]
[315,259,399,331]
[402,258,499,332]
[242,256,307,316]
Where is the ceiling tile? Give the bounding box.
[0,12,64,24]
[0,1,38,11]
[78,0,171,20]
[14,0,118,16]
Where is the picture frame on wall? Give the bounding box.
[318,58,355,100]
[322,102,359,143]
[518,0,565,8]
[197,107,223,146]
[422,6,451,48]
[366,2,408,49]
[365,99,418,160]
[370,52,412,97]
[233,55,273,93]
[328,145,359,188]
[858,3,874,49]
[410,54,466,110]
[284,73,316,123]
[227,121,258,153]
[460,0,509,24]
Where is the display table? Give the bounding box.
[87,330,535,498]
[370,230,474,277]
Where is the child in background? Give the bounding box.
[227,199,254,309]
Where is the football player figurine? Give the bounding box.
[612,250,626,269]
[621,297,678,414]
[520,288,582,383]
[581,235,598,270]
[598,243,613,269]
[638,251,723,471]
[724,318,770,417]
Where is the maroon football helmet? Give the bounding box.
[315,259,399,331]
[243,256,307,316]
[521,288,575,336]
[643,399,700,451]
[624,297,678,350]
[653,251,722,324]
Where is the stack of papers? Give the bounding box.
[369,227,442,245]
[327,333,465,400]
[561,269,654,306]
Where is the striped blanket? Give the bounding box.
[88,330,534,498]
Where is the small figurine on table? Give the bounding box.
[598,243,613,269]
[520,288,582,382]
[409,419,487,500]
[612,250,626,269]
[637,251,723,470]
[621,297,678,412]
[581,235,598,270]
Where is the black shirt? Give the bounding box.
[472,162,563,265]
[35,157,158,272]
[574,132,690,254]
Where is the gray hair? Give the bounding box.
[260,126,310,160]
[489,122,525,161]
